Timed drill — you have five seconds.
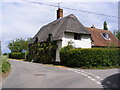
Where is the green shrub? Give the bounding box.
[3,53,7,55]
[59,48,120,68]
[0,56,11,73]
[9,52,25,59]
[26,52,32,62]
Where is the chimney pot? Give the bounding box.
[91,25,95,28]
[57,8,63,19]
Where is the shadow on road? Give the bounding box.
[101,73,120,89]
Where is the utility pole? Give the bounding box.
[0,41,1,56]
[57,2,62,8]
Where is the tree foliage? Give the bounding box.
[8,38,31,53]
[116,31,120,40]
[103,21,108,30]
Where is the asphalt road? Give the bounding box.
[2,60,119,88]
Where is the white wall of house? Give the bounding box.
[55,32,92,62]
[62,32,92,48]
[56,40,62,62]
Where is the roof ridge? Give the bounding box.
[86,27,112,33]
[29,14,90,44]
[40,14,77,27]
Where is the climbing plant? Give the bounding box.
[26,41,57,64]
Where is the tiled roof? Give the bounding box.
[86,27,120,47]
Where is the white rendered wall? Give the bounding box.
[56,40,62,62]
[62,32,92,48]
[55,32,92,62]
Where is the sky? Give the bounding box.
[0,0,119,53]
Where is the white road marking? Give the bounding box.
[83,71,102,80]
[84,74,88,77]
[66,68,103,80]
[74,69,103,81]
[87,76,92,79]
[91,78,96,81]
[74,71,102,87]
[96,81,101,85]
[100,78,104,81]
[78,71,101,80]
[95,76,101,79]
[75,71,80,73]
[75,71,87,76]
[100,85,108,88]
[61,67,118,88]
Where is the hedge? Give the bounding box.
[59,48,120,68]
[9,52,25,59]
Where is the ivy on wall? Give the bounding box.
[26,41,58,64]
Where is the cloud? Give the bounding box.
[1,1,118,53]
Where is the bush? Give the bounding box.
[9,52,25,59]
[0,56,11,73]
[25,52,31,62]
[3,53,7,55]
[59,48,120,68]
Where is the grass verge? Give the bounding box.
[46,64,120,69]
[0,56,11,77]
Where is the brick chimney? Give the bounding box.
[57,8,63,19]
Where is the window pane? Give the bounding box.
[74,33,81,40]
[102,33,110,40]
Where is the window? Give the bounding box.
[48,34,53,41]
[74,33,81,40]
[102,33,110,40]
[35,37,38,43]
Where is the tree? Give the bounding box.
[103,21,108,30]
[8,38,31,53]
[116,31,120,40]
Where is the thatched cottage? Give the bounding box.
[29,8,120,62]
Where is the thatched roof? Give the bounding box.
[29,14,90,44]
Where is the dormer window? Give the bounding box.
[74,33,81,40]
[35,37,38,43]
[102,33,110,40]
[48,33,53,41]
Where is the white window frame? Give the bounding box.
[101,33,111,40]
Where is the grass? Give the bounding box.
[77,66,120,69]
[0,55,11,75]
[47,63,120,69]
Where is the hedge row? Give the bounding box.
[59,47,120,68]
[9,52,25,59]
